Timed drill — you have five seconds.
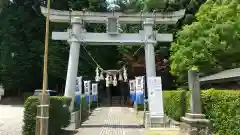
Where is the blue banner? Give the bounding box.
[92,95,97,102]
[135,90,144,104]
[75,91,81,105]
[86,95,91,104]
[130,92,136,104]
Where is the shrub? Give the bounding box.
[22,96,71,135]
[163,90,186,121]
[74,95,97,111]
[22,92,33,101]
[200,90,240,135]
[22,97,39,135]
[135,104,146,111]
[74,95,91,122]
[91,101,98,109]
[162,89,240,135]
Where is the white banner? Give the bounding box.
[135,76,144,92]
[0,85,4,96]
[92,83,98,95]
[129,80,136,93]
[84,81,91,95]
[147,76,164,117]
[77,77,82,93]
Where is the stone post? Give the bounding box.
[64,17,82,98]
[74,110,80,129]
[188,69,202,114]
[107,87,112,106]
[180,69,211,135]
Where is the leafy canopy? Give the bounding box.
[170,0,240,82]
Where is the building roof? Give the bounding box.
[200,68,240,83]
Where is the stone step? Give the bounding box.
[147,128,181,135]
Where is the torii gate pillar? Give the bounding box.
[64,17,82,97]
[144,18,156,78]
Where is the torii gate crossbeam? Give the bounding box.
[41,6,185,24]
[52,30,173,45]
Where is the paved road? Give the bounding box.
[74,107,145,135]
[0,104,24,135]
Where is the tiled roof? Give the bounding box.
[200,68,240,82]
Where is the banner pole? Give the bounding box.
[89,95,91,114]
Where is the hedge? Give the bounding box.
[73,95,98,122]
[200,90,240,135]
[134,90,186,120]
[22,92,33,101]
[162,89,240,135]
[163,90,186,121]
[74,95,98,110]
[22,96,71,135]
[134,104,146,111]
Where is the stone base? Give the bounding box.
[144,111,170,128]
[70,111,80,129]
[147,128,181,135]
[180,113,211,135]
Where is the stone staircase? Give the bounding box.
[100,96,125,106]
[101,96,127,106]
[111,96,121,106]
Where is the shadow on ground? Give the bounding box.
[60,130,79,135]
[0,97,24,107]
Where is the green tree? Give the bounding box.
[170,0,240,82]
[117,0,207,62]
[116,0,206,88]
[0,2,45,94]
[0,0,120,94]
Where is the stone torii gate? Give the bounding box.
[40,7,185,98]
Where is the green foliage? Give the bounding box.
[22,92,34,101]
[74,95,96,111]
[22,97,39,135]
[170,0,240,82]
[135,104,147,111]
[0,0,121,94]
[22,96,71,135]
[162,90,240,135]
[117,0,206,89]
[73,95,98,121]
[74,96,89,114]
[0,4,45,91]
[0,0,8,12]
[91,101,98,109]
[201,90,240,135]
[0,0,207,94]
[163,90,186,121]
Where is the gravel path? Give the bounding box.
[0,104,24,135]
